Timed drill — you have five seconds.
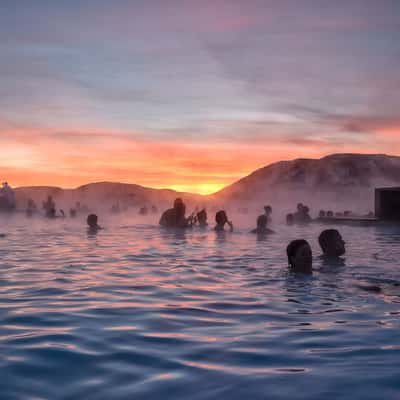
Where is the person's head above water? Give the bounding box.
[197,209,207,225]
[215,210,228,225]
[173,198,186,219]
[297,203,304,212]
[286,239,312,273]
[215,210,233,231]
[318,229,345,257]
[264,205,272,216]
[87,214,100,229]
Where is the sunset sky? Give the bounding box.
[1,0,399,194]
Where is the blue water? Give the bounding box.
[1,217,400,399]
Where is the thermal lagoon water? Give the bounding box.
[1,215,400,399]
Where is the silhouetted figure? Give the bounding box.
[251,214,274,234]
[159,198,193,228]
[70,208,77,218]
[0,182,16,211]
[264,205,272,223]
[196,209,208,227]
[318,229,346,258]
[286,213,294,226]
[87,214,102,233]
[319,210,326,219]
[43,196,56,218]
[326,211,334,218]
[60,209,65,218]
[293,203,311,224]
[26,198,38,217]
[287,239,312,273]
[214,210,233,232]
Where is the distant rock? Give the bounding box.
[210,154,400,213]
[14,182,205,214]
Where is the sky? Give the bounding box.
[1,0,399,194]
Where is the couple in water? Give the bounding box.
[287,229,346,273]
[159,198,233,232]
[286,203,312,225]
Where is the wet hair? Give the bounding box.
[257,214,267,228]
[286,239,310,266]
[215,210,228,225]
[318,229,341,253]
[87,214,98,227]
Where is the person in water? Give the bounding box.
[26,198,38,217]
[286,239,312,273]
[318,229,346,258]
[251,214,274,234]
[159,198,193,228]
[196,209,208,227]
[0,182,16,210]
[43,195,56,218]
[214,210,233,232]
[293,203,311,224]
[87,214,102,232]
[286,213,294,226]
[264,205,272,223]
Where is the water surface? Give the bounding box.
[1,217,400,399]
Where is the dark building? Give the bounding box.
[375,187,400,220]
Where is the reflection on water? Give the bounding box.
[0,217,400,399]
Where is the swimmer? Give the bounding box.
[26,198,38,217]
[159,198,193,228]
[287,239,312,273]
[214,210,233,232]
[87,214,102,232]
[251,214,274,234]
[43,195,56,218]
[196,209,208,227]
[318,229,345,258]
[264,205,272,223]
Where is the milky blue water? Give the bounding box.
[1,216,400,399]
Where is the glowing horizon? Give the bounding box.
[1,1,399,194]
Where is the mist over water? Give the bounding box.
[1,215,400,399]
